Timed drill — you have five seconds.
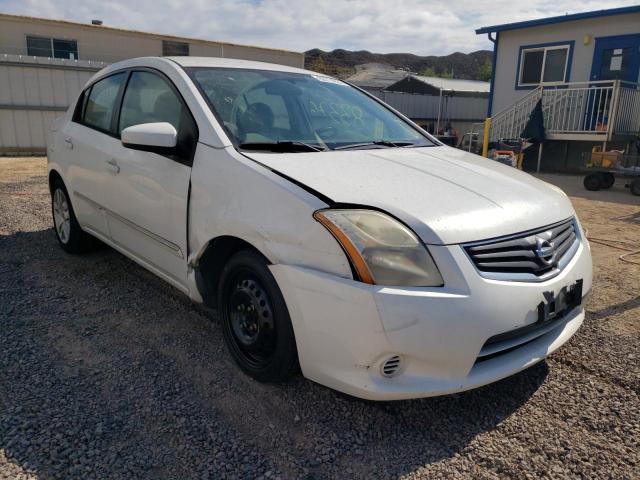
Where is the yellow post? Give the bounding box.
[481,117,491,157]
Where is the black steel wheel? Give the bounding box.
[583,173,602,191]
[218,250,298,382]
[600,172,615,189]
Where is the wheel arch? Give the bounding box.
[48,169,64,192]
[194,235,270,307]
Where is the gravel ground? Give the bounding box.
[1,157,638,479]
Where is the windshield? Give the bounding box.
[186,67,435,152]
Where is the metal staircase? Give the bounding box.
[486,80,640,144]
[488,87,542,142]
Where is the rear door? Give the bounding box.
[61,71,128,238]
[105,69,198,288]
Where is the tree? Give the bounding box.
[478,60,493,82]
[419,66,453,79]
[307,57,329,74]
[306,57,355,78]
[420,66,438,77]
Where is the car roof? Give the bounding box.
[88,56,320,90]
[167,56,311,75]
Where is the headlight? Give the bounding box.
[314,209,443,287]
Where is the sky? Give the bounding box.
[1,0,638,56]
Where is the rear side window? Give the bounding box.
[83,73,126,133]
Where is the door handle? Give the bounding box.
[105,159,120,174]
[64,137,73,149]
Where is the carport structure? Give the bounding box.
[386,75,490,133]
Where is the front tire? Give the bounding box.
[50,178,100,253]
[218,250,298,382]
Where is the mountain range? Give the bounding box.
[305,48,493,81]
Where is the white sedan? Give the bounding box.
[47,56,592,400]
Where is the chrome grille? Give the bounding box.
[464,218,579,280]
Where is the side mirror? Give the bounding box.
[121,122,177,150]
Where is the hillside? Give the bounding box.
[305,48,493,81]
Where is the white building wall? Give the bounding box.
[491,12,640,114]
[0,14,304,68]
[0,55,103,153]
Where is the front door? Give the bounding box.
[106,69,198,288]
[590,34,640,83]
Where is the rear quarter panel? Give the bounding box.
[46,103,76,181]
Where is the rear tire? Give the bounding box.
[630,179,640,196]
[50,178,100,253]
[583,173,602,191]
[218,249,298,382]
[600,172,615,189]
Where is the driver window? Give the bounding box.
[119,71,183,134]
[119,70,198,165]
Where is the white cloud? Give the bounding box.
[1,0,637,55]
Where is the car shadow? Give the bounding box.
[316,362,548,477]
[613,210,640,225]
[587,295,640,321]
[0,228,548,479]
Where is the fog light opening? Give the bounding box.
[380,355,403,378]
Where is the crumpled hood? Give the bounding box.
[245,145,575,245]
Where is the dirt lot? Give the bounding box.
[1,157,638,479]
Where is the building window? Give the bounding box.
[518,43,572,87]
[162,40,189,56]
[27,35,78,59]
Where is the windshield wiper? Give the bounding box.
[334,140,416,150]
[238,141,326,152]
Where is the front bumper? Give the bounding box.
[270,238,592,401]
